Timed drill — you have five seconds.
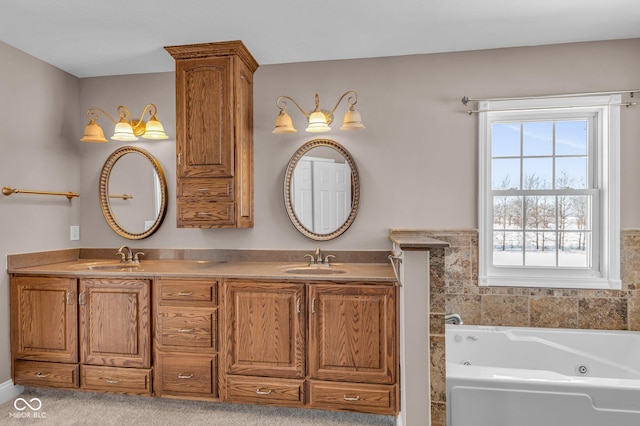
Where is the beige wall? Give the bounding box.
[2,37,639,384]
[0,42,80,382]
[77,38,640,251]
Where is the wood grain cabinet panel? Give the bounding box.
[11,276,78,363]
[154,278,220,401]
[224,281,305,379]
[166,41,258,228]
[155,353,217,400]
[308,284,396,385]
[226,375,305,407]
[158,278,217,306]
[79,278,151,368]
[308,380,397,415]
[179,178,234,200]
[177,201,235,226]
[14,360,78,389]
[81,365,152,395]
[157,307,217,351]
[222,279,399,414]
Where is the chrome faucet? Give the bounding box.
[445,313,463,325]
[304,247,336,266]
[116,246,145,264]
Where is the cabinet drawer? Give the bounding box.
[308,381,398,415]
[158,279,217,305]
[157,308,217,350]
[14,360,78,389]
[179,179,234,200]
[81,365,152,395]
[226,376,304,407]
[156,353,217,399]
[178,201,235,226]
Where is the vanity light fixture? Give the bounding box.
[272,91,365,134]
[81,103,169,142]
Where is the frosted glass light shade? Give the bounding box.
[81,119,109,143]
[272,110,297,133]
[142,117,169,140]
[305,110,331,132]
[340,107,365,131]
[111,119,138,141]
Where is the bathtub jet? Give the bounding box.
[446,324,640,426]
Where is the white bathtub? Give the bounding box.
[446,324,640,426]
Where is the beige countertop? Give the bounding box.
[9,258,396,283]
[389,229,451,250]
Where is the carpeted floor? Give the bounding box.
[0,387,396,425]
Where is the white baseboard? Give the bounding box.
[0,379,24,405]
[396,412,404,426]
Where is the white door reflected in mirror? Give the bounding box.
[292,155,351,234]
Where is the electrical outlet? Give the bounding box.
[70,225,80,241]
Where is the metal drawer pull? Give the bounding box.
[255,388,272,395]
[106,378,120,384]
[35,373,50,378]
[198,188,211,192]
[178,374,193,379]
[343,395,361,401]
[196,212,212,217]
[178,328,195,333]
[177,291,193,296]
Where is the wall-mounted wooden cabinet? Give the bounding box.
[165,41,258,228]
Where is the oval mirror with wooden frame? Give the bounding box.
[284,139,360,241]
[99,146,168,240]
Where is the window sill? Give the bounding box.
[479,275,621,290]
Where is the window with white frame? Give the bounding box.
[478,95,620,289]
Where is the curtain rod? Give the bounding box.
[463,102,637,115]
[461,89,638,106]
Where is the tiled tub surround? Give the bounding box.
[424,229,640,426]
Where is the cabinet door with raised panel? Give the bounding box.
[175,56,233,179]
[11,276,78,363]
[309,284,396,384]
[225,280,305,379]
[79,278,150,368]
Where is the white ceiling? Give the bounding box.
[1,0,639,78]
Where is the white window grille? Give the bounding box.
[478,95,620,289]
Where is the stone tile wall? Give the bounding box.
[426,229,640,426]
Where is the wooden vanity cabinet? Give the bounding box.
[308,283,398,415]
[223,280,399,415]
[10,268,397,414]
[11,276,152,394]
[78,278,152,395]
[11,276,79,388]
[224,280,306,406]
[154,278,219,401]
[79,278,150,368]
[165,41,258,229]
